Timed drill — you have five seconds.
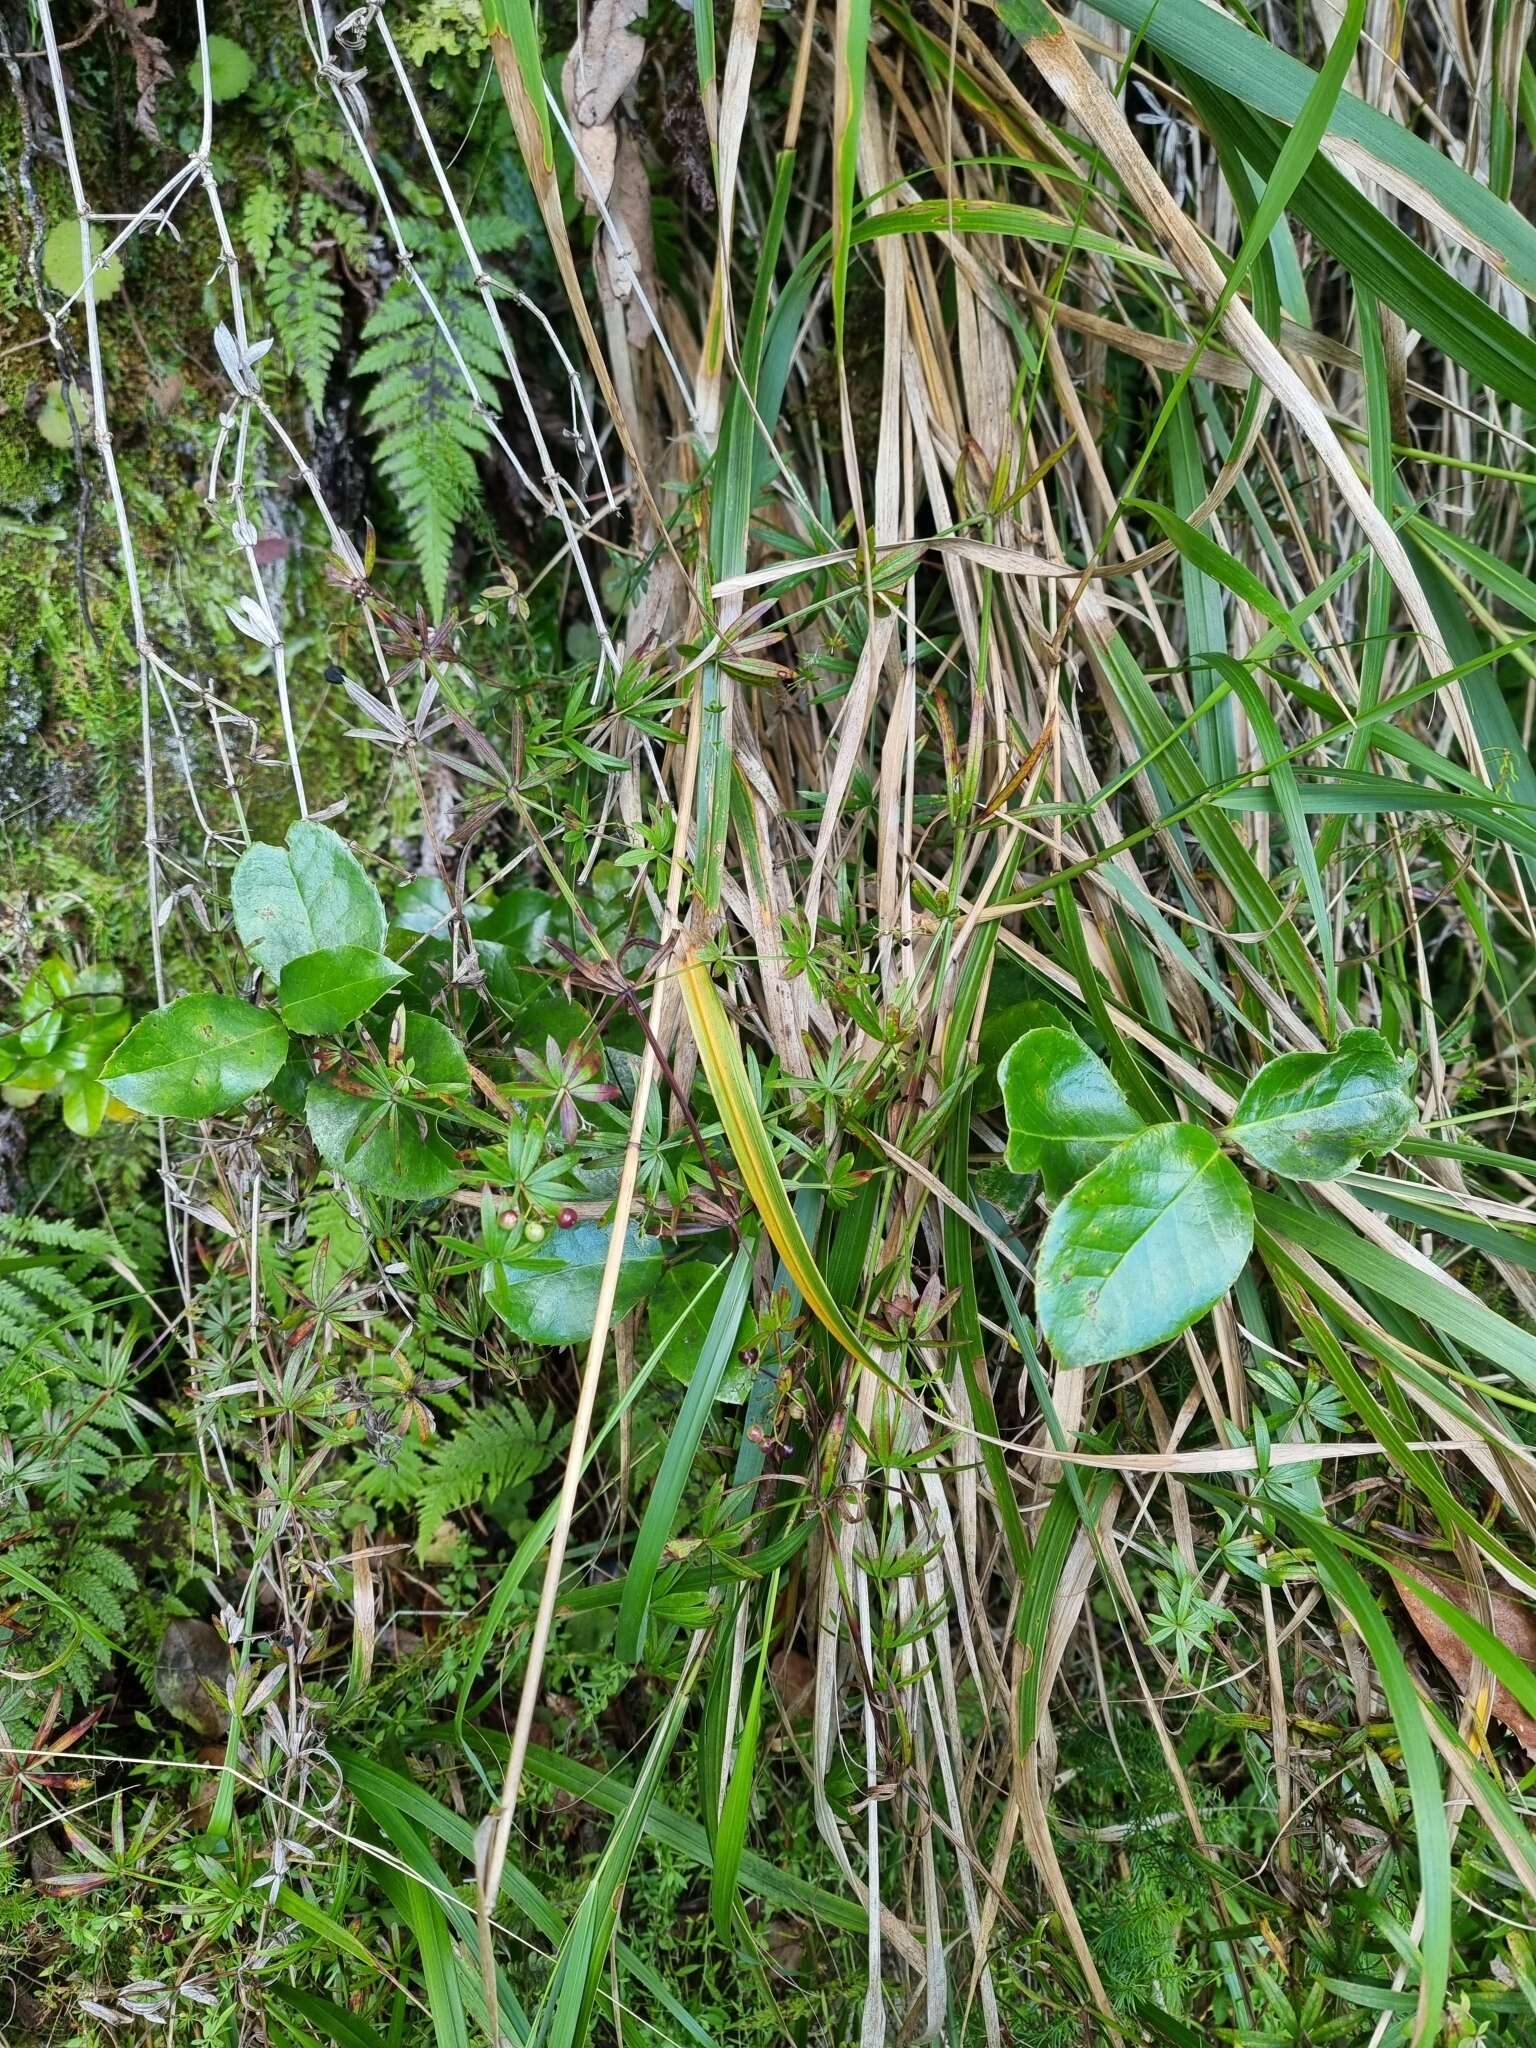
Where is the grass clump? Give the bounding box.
[3,0,1536,2042]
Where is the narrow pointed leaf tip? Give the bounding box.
[675,946,876,1371]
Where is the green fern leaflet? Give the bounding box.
[267,239,343,414]
[354,218,518,619]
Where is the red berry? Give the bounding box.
[557,1206,579,1229]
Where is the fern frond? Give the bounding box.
[354,221,511,619]
[239,183,287,274]
[410,1401,564,1559]
[0,1216,122,1381]
[267,239,344,412]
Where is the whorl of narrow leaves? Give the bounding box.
[304,1010,469,1199]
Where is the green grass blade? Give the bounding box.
[616,1244,753,1662]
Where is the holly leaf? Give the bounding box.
[61,1076,111,1137]
[1227,1028,1416,1181]
[647,1259,758,1402]
[277,947,406,1036]
[483,1216,665,1345]
[1000,1024,1143,1189]
[233,822,386,979]
[1037,1122,1253,1367]
[101,996,287,1119]
[478,886,554,962]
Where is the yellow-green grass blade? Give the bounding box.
[677,949,877,1371]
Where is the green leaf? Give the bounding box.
[60,1075,110,1137]
[976,990,1069,1102]
[304,1012,468,1200]
[267,242,344,413]
[233,822,387,979]
[710,1573,775,1938]
[999,1024,1144,1183]
[43,221,123,302]
[477,886,553,960]
[482,1217,665,1345]
[277,947,407,1036]
[677,950,877,1372]
[268,1990,388,2048]
[37,380,89,448]
[355,221,505,619]
[1037,1123,1254,1367]
[101,996,288,1120]
[1077,0,1536,299]
[192,34,254,101]
[1228,1029,1416,1180]
[646,1259,758,1402]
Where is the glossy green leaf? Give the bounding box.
[482,1216,665,1345]
[233,822,386,979]
[999,1024,1144,1182]
[101,996,288,1119]
[647,1258,758,1402]
[1228,1029,1416,1180]
[277,947,406,1036]
[1037,1123,1254,1367]
[976,991,1069,1110]
[60,1075,110,1136]
[304,1011,467,1199]
[477,885,552,960]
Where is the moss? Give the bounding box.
[0,534,59,820]
[0,352,69,521]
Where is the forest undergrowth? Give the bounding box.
[4,0,1536,2040]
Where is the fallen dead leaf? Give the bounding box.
[564,0,646,127]
[1393,1560,1536,1757]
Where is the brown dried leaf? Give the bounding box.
[1394,1561,1536,1757]
[154,1618,230,1737]
[105,0,173,142]
[595,131,659,349]
[565,0,646,127]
